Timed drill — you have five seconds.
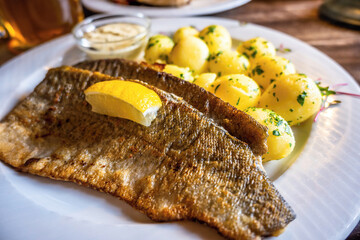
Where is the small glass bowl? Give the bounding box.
[72,13,151,60]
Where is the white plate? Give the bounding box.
[0,17,359,240]
[82,0,251,17]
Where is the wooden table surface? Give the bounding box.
[0,0,359,239]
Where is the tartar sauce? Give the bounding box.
[82,23,147,59]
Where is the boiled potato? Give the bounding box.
[208,50,250,77]
[163,64,194,82]
[145,35,174,64]
[258,74,322,126]
[173,26,199,43]
[249,55,296,91]
[210,74,261,110]
[193,73,217,90]
[169,36,209,74]
[199,25,232,53]
[245,107,295,161]
[237,37,276,62]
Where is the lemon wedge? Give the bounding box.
[84,80,162,127]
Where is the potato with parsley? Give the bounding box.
[210,74,261,110]
[199,25,232,53]
[193,73,217,90]
[208,50,250,77]
[173,26,199,43]
[169,36,209,74]
[163,64,194,82]
[249,55,296,91]
[245,107,295,161]
[237,37,276,62]
[258,73,322,126]
[145,35,174,64]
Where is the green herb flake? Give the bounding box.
[251,50,258,58]
[289,108,294,112]
[297,91,307,106]
[217,72,222,77]
[236,97,241,106]
[214,84,221,93]
[272,130,281,136]
[270,79,276,84]
[289,143,292,147]
[207,25,216,34]
[316,82,336,97]
[243,52,250,59]
[285,125,292,136]
[273,84,277,89]
[147,43,155,50]
[179,73,184,79]
[252,65,264,76]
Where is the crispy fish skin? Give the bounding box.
[0,67,295,240]
[74,59,268,156]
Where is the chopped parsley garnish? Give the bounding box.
[207,51,223,61]
[272,130,280,136]
[236,97,240,106]
[251,50,258,58]
[207,25,216,34]
[243,63,247,70]
[276,119,283,126]
[179,73,184,79]
[217,72,222,77]
[297,91,307,106]
[270,79,276,84]
[252,65,264,75]
[214,84,221,93]
[147,43,155,50]
[289,108,294,112]
[285,125,292,136]
[316,82,336,97]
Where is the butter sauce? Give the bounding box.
[82,23,148,60]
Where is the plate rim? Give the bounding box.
[82,0,251,17]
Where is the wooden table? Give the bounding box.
[0,0,359,238]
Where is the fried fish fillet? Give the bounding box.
[0,67,295,239]
[74,59,268,156]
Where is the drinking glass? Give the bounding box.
[0,0,84,53]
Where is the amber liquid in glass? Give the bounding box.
[0,0,84,53]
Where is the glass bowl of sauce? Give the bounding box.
[72,13,151,60]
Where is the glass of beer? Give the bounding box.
[0,0,84,53]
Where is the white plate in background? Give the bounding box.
[82,0,251,17]
[0,17,359,240]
